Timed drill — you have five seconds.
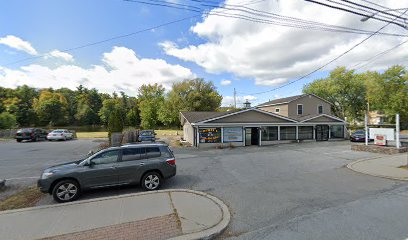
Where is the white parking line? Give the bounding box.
[5,176,38,181]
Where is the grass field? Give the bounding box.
[155,129,182,136]
[76,132,108,138]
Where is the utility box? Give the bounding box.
[374,134,386,146]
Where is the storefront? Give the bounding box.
[180,108,348,148]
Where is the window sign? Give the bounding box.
[199,128,221,143]
[223,127,243,142]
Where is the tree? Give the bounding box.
[303,67,367,122]
[138,84,165,129]
[365,65,408,122]
[0,112,16,129]
[33,90,68,126]
[75,88,102,125]
[107,106,125,142]
[158,79,222,126]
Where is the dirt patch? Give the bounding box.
[398,165,408,170]
[0,186,45,211]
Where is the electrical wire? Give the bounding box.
[304,0,407,29]
[239,8,408,96]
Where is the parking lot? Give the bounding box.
[1,139,408,239]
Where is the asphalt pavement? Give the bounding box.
[1,139,408,240]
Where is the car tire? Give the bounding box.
[141,172,162,191]
[33,136,38,142]
[16,139,22,143]
[52,180,81,203]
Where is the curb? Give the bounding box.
[346,158,408,181]
[0,189,231,240]
[168,190,231,240]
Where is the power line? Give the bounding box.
[352,39,408,70]
[125,0,408,37]
[304,0,407,29]
[340,0,408,21]
[239,8,408,96]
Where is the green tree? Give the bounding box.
[107,105,125,142]
[365,65,408,122]
[303,67,366,122]
[75,87,102,125]
[33,90,68,126]
[138,83,165,129]
[158,79,222,126]
[0,112,16,129]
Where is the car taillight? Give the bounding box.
[166,158,176,166]
[60,134,64,136]
[31,133,34,137]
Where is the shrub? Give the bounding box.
[0,112,16,129]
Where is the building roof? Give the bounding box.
[180,111,235,124]
[257,94,333,107]
[257,94,307,107]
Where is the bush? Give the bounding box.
[0,112,17,129]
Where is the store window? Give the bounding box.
[199,128,221,143]
[261,126,278,141]
[330,125,344,138]
[280,126,296,140]
[298,126,314,140]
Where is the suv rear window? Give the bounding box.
[146,147,161,158]
[122,148,144,161]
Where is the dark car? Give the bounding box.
[38,143,176,202]
[15,128,48,142]
[138,130,156,142]
[350,130,367,142]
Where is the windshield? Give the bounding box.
[141,131,153,136]
[52,130,64,133]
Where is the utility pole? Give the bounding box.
[233,88,237,109]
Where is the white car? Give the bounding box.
[47,129,74,141]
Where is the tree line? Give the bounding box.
[303,65,408,124]
[0,78,222,129]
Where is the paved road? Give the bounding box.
[0,139,102,184]
[2,139,408,239]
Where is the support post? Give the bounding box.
[196,127,200,148]
[277,126,281,141]
[328,125,331,139]
[313,126,316,140]
[396,114,400,149]
[296,126,299,140]
[259,128,262,146]
[365,113,368,146]
[221,127,224,144]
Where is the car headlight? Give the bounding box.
[41,172,54,179]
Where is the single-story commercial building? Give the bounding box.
[180,94,348,148]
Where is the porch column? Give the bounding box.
[277,126,281,141]
[313,126,316,140]
[296,126,299,140]
[221,127,224,144]
[196,127,200,148]
[242,127,245,146]
[259,127,262,146]
[328,125,331,139]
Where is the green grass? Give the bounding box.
[0,186,45,211]
[76,132,108,138]
[156,130,181,136]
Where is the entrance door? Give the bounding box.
[315,125,329,141]
[245,127,259,146]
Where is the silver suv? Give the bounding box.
[37,143,176,202]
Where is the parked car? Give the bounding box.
[350,130,367,142]
[47,129,74,141]
[15,128,48,142]
[37,143,176,202]
[138,130,156,142]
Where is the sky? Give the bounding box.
[0,0,407,107]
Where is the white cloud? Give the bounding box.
[48,50,74,62]
[222,95,257,107]
[161,0,408,87]
[0,46,195,96]
[0,35,37,55]
[220,79,232,86]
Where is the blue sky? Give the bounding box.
[1,0,405,106]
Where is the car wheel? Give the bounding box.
[141,172,162,191]
[52,180,81,203]
[16,139,22,143]
[34,136,39,142]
